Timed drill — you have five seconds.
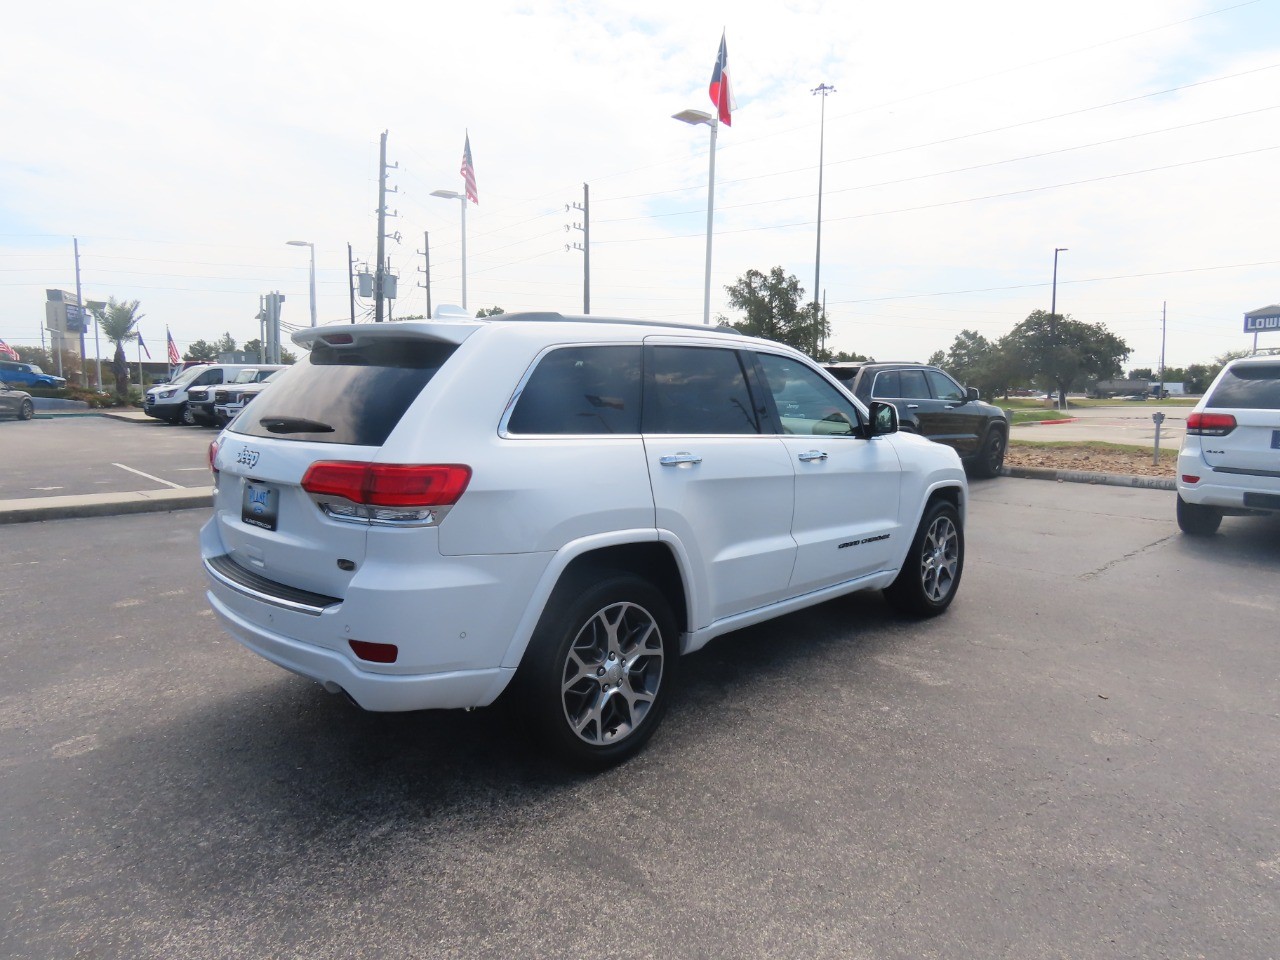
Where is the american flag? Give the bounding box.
[166,328,181,365]
[0,336,18,361]
[460,133,478,204]
[708,31,735,127]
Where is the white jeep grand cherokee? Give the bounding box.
[202,313,968,766]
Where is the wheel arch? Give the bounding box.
[500,535,691,675]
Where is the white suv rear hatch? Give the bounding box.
[1196,360,1280,473]
[209,325,473,601]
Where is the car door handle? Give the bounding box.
[659,453,703,466]
[798,450,828,462]
[906,404,920,409]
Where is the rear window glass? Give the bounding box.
[507,346,642,434]
[1206,364,1280,410]
[235,338,456,445]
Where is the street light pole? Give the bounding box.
[673,109,718,325]
[812,83,836,355]
[1050,247,1068,321]
[287,241,317,327]
[1051,247,1068,410]
[431,190,468,310]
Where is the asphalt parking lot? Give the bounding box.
[0,415,213,500]
[2,482,1277,959]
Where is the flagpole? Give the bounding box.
[703,119,717,326]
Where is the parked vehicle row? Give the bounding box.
[144,363,285,427]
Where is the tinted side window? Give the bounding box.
[195,370,222,386]
[925,370,965,401]
[899,369,930,399]
[644,346,759,435]
[756,354,858,437]
[1206,364,1280,410]
[507,346,642,434]
[872,370,900,399]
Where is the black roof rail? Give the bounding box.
[489,312,744,335]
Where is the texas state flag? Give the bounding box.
[708,31,735,126]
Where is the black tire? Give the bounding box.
[518,572,677,769]
[1176,495,1221,536]
[884,499,964,617]
[970,426,1006,479]
[179,403,197,426]
[19,398,34,421]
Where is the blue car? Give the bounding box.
[0,359,67,389]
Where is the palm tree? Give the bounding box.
[94,298,145,398]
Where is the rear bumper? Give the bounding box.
[1176,449,1280,512]
[207,588,513,710]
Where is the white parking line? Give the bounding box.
[112,463,184,490]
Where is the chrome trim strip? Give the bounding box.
[1211,465,1280,479]
[203,556,336,617]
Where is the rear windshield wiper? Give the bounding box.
[258,415,335,434]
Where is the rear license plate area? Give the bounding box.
[242,481,279,531]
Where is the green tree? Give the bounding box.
[721,267,826,355]
[1183,363,1212,393]
[1003,310,1130,406]
[13,346,53,370]
[215,332,237,355]
[830,349,872,362]
[92,297,144,398]
[926,350,946,367]
[1128,367,1154,381]
[475,306,505,317]
[185,339,218,362]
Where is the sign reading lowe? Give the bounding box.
[1244,304,1280,334]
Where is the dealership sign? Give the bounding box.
[1244,305,1280,334]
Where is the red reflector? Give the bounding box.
[208,439,221,476]
[1186,412,1236,435]
[322,333,355,345]
[301,462,472,507]
[349,640,398,663]
[1181,475,1200,484]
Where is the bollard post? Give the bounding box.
[1152,411,1166,465]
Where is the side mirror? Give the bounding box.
[966,386,980,403]
[867,400,898,437]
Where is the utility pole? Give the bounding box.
[417,231,432,319]
[374,130,399,322]
[1159,301,1167,400]
[812,83,835,355]
[72,237,88,387]
[567,184,590,314]
[347,243,356,324]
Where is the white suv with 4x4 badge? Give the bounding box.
[202,313,968,765]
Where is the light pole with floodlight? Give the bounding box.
[431,190,468,311]
[286,240,317,326]
[672,108,718,325]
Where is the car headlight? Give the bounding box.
[159,389,177,399]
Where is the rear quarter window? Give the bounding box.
[507,346,642,434]
[1206,364,1280,410]
[235,338,456,445]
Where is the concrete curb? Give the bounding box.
[1000,464,1175,491]
[0,487,213,525]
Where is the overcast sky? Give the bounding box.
[2,0,1278,371]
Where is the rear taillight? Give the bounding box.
[349,640,398,663]
[208,439,221,479]
[1186,412,1236,436]
[301,462,471,525]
